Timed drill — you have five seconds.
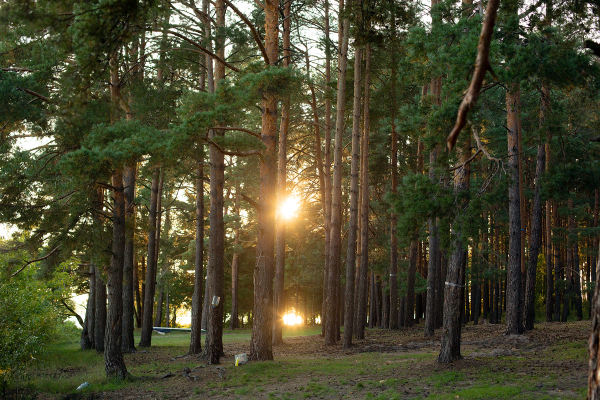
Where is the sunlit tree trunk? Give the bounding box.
[250,0,279,360]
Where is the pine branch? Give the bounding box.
[213,126,261,138]
[10,245,61,278]
[166,30,240,72]
[220,0,270,64]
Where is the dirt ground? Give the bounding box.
[33,321,591,400]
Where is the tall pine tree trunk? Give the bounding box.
[543,83,554,322]
[438,138,470,363]
[139,168,160,347]
[189,164,205,353]
[122,164,137,352]
[250,0,279,360]
[355,44,371,340]
[325,0,349,345]
[524,143,544,330]
[274,0,291,345]
[343,45,362,348]
[104,169,127,379]
[505,86,524,335]
[205,0,226,364]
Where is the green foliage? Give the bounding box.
[0,271,61,383]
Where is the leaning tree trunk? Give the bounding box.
[95,268,107,354]
[250,0,279,360]
[139,167,160,347]
[505,85,524,335]
[122,164,137,352]
[343,44,362,348]
[325,0,349,345]
[524,143,544,330]
[104,169,128,379]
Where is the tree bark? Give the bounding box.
[505,86,524,335]
[190,163,205,353]
[355,44,371,340]
[273,0,291,345]
[325,0,349,345]
[81,265,95,350]
[343,45,362,348]
[204,0,226,364]
[524,143,544,330]
[122,164,137,352]
[134,256,142,328]
[95,267,107,353]
[425,149,440,337]
[230,192,240,330]
[250,0,278,360]
[437,138,470,363]
[587,241,600,399]
[543,83,554,322]
[139,167,160,347]
[104,169,127,379]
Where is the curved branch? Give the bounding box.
[16,88,53,103]
[212,126,261,138]
[447,0,500,151]
[201,137,262,158]
[166,30,240,72]
[219,0,270,65]
[10,245,60,278]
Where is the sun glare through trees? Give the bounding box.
[1,0,600,397]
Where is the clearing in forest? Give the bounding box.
[19,321,589,399]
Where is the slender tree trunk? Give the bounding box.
[389,32,399,330]
[139,168,160,347]
[104,169,127,379]
[425,148,439,337]
[524,143,545,330]
[542,84,554,322]
[204,0,226,364]
[355,44,371,340]
[230,193,240,330]
[81,265,95,350]
[189,163,205,352]
[134,256,142,328]
[274,0,291,345]
[250,0,279,360]
[505,86,524,335]
[369,272,376,328]
[343,45,362,348]
[95,268,107,353]
[324,1,349,345]
[122,164,137,352]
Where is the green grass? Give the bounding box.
[18,323,591,399]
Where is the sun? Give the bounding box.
[282,312,303,325]
[279,196,300,220]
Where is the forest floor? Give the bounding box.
[12,320,590,399]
